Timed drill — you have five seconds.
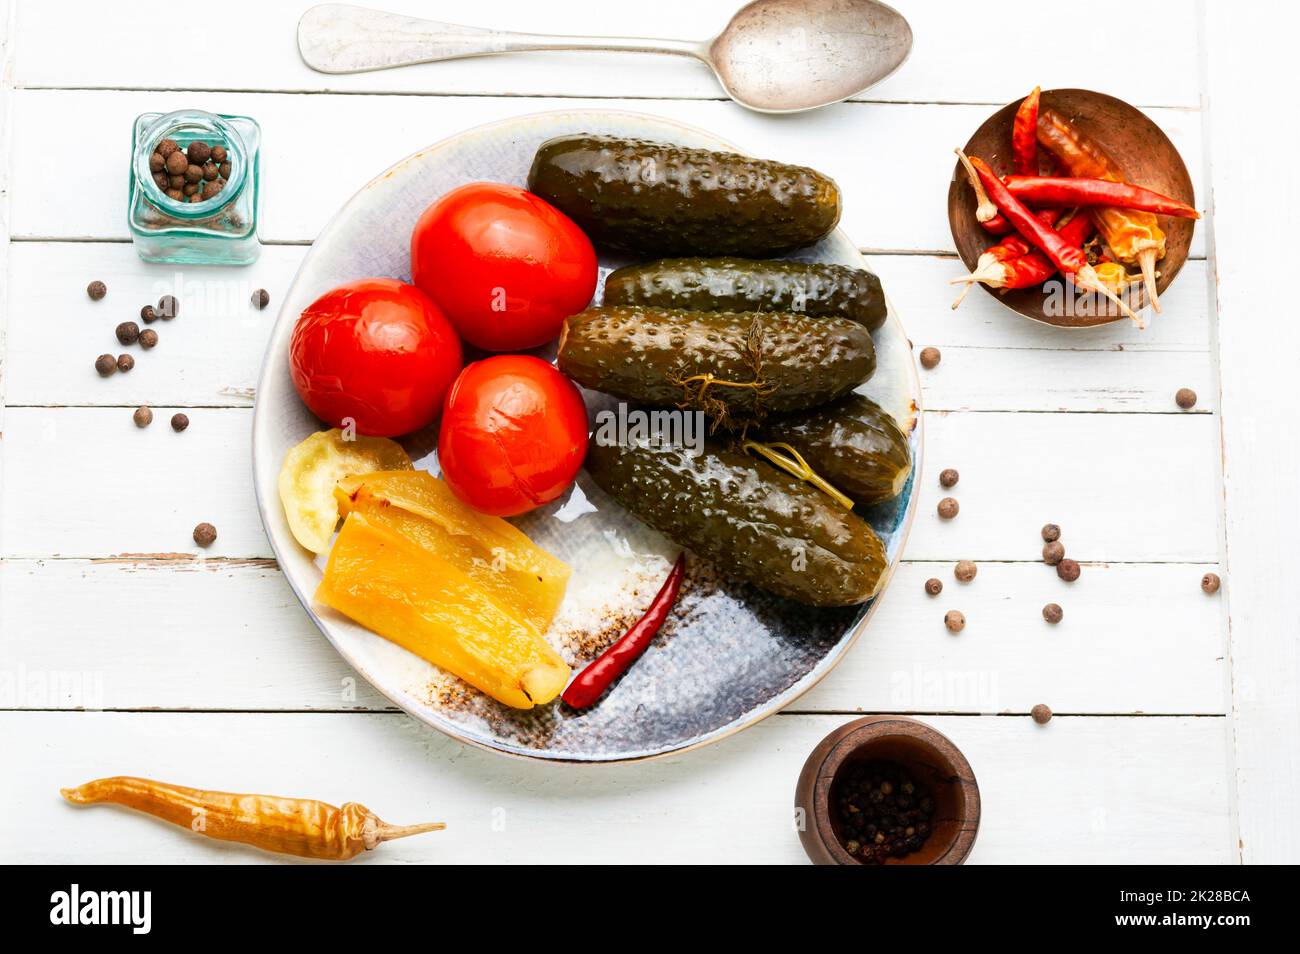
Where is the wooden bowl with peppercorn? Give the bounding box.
[948,88,1196,329]
[795,716,979,864]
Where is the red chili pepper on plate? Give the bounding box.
[1012,87,1041,175]
[952,211,1093,298]
[1003,175,1200,218]
[562,553,686,710]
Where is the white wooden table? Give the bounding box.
[1,0,1295,864]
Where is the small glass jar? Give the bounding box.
[128,108,262,265]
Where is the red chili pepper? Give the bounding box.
[1003,176,1200,218]
[561,554,686,709]
[1012,87,1041,176]
[951,211,1093,302]
[967,154,1088,276]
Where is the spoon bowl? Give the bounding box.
[298,0,913,114]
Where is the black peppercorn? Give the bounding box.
[115,321,140,345]
[251,288,270,310]
[133,405,153,428]
[1042,523,1061,542]
[156,295,178,319]
[937,497,959,519]
[165,150,189,175]
[193,522,218,547]
[171,412,190,432]
[187,140,212,165]
[1042,540,1065,565]
[1042,602,1063,624]
[94,353,117,377]
[924,577,943,596]
[86,280,107,301]
[116,353,134,373]
[139,328,159,349]
[919,346,941,369]
[1202,572,1221,594]
[1056,558,1081,582]
[939,468,959,488]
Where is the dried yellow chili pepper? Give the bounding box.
[61,776,445,860]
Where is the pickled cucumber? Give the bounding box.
[759,395,912,505]
[558,306,875,421]
[585,431,887,606]
[603,258,887,332]
[527,135,841,258]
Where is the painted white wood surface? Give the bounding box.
[0,712,1233,864]
[1202,4,1300,865]
[0,0,1269,864]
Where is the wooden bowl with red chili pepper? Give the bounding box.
[795,716,980,865]
[948,88,1197,328]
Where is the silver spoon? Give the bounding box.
[297,0,913,114]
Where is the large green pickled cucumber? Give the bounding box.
[527,135,841,257]
[759,394,913,505]
[558,306,875,420]
[586,432,886,606]
[603,257,887,332]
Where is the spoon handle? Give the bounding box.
[298,4,707,75]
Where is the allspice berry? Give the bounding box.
[203,161,219,181]
[139,328,159,349]
[156,295,178,319]
[149,152,165,173]
[210,144,228,163]
[924,577,943,596]
[944,610,965,633]
[168,173,185,189]
[1175,388,1197,410]
[1042,540,1065,565]
[133,406,153,428]
[937,497,959,519]
[140,304,158,323]
[1042,603,1063,624]
[1056,558,1081,582]
[1202,572,1221,594]
[193,522,218,547]
[1041,523,1061,543]
[954,560,977,582]
[116,353,134,373]
[251,288,270,310]
[187,140,212,165]
[157,138,180,158]
[115,321,140,345]
[166,188,184,201]
[184,163,204,184]
[218,161,231,179]
[919,346,941,369]
[86,280,107,301]
[94,353,117,377]
[1031,704,1052,724]
[171,413,190,432]
[165,150,189,175]
[939,468,959,488]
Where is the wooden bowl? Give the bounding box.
[947,88,1196,328]
[795,716,979,865]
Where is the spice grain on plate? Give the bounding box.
[1031,703,1052,724]
[1176,387,1197,409]
[937,497,959,519]
[193,522,217,547]
[140,304,158,323]
[1042,602,1063,624]
[925,577,943,596]
[1056,558,1081,582]
[139,329,159,349]
[1201,572,1221,594]
[1042,523,1061,542]
[252,288,271,310]
[919,346,941,369]
[94,354,117,377]
[1042,541,1065,565]
[117,354,134,373]
[115,321,140,345]
[133,406,153,428]
[944,610,965,633]
[955,560,977,582]
[939,468,959,488]
[86,280,107,301]
[171,413,190,433]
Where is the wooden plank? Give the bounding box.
[10,0,1203,108]
[0,406,1220,561]
[0,558,1226,714]
[5,242,1214,413]
[6,90,1208,256]
[1202,2,1300,864]
[0,710,1232,863]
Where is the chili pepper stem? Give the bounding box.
[1076,265,1145,328]
[372,820,447,843]
[954,148,1000,224]
[951,281,975,310]
[1139,249,1162,313]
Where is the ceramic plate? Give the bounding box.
[252,110,923,762]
